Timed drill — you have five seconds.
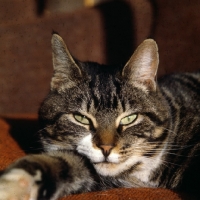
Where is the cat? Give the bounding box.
[0,33,200,200]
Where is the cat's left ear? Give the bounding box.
[51,34,82,91]
[122,39,159,91]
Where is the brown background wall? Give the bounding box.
[0,0,200,114]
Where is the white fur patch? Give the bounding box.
[0,169,41,200]
[131,144,166,186]
[94,155,138,177]
[77,133,164,187]
[77,134,104,163]
[95,149,164,187]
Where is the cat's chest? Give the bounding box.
[126,149,165,187]
[128,166,157,187]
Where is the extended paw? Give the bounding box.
[0,168,41,200]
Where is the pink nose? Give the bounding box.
[100,145,113,157]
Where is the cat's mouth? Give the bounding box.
[93,161,110,165]
[93,158,119,165]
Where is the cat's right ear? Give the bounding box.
[122,39,159,92]
[51,34,82,91]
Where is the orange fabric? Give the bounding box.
[63,188,181,200]
[0,116,26,170]
[0,116,182,200]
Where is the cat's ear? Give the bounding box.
[122,39,159,91]
[51,34,82,91]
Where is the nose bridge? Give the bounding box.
[95,125,117,147]
[99,130,115,145]
[95,129,116,157]
[94,112,118,147]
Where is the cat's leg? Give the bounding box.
[0,152,96,200]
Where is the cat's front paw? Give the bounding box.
[0,168,41,200]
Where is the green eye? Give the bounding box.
[74,114,90,125]
[120,114,137,125]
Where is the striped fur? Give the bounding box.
[0,34,200,200]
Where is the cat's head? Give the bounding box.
[38,34,170,177]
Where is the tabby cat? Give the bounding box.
[0,34,200,200]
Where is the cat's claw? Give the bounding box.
[0,169,41,200]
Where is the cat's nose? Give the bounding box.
[99,145,113,157]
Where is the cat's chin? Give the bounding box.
[93,158,141,177]
[93,162,122,176]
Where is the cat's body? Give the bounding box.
[0,34,200,200]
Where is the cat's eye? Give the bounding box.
[74,114,90,125]
[120,114,137,126]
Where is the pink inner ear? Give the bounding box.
[122,39,159,91]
